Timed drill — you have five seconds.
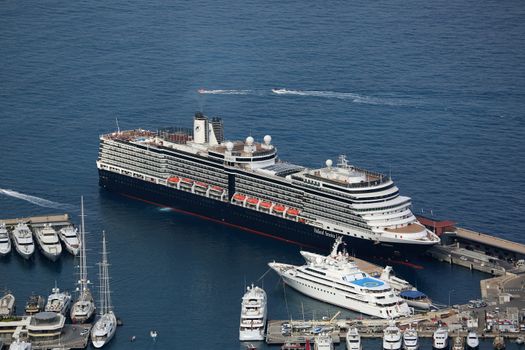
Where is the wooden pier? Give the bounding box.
[0,214,71,228]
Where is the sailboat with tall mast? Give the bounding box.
[71,196,96,323]
[91,231,117,348]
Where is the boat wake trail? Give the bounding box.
[271,88,409,106]
[198,89,254,95]
[0,188,75,210]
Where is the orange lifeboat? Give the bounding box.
[259,201,271,209]
[287,208,299,216]
[247,198,259,205]
[195,181,207,188]
[167,176,180,183]
[211,186,223,192]
[273,205,285,212]
[180,178,193,187]
[233,193,246,202]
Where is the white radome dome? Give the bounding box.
[263,135,272,145]
[226,141,234,151]
[325,159,333,168]
[246,136,254,145]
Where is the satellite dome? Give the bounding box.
[226,142,234,151]
[246,136,254,146]
[263,135,272,145]
[325,159,333,168]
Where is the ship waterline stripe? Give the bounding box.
[118,192,318,250]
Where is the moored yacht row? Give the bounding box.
[0,221,80,260]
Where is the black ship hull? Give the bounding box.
[98,169,433,258]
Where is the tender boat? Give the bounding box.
[452,336,465,350]
[58,225,80,255]
[314,333,333,350]
[44,284,71,315]
[239,284,267,341]
[269,237,411,319]
[0,293,16,317]
[403,327,419,350]
[11,223,34,259]
[346,327,362,350]
[8,339,32,350]
[383,321,402,350]
[432,327,449,350]
[493,335,505,350]
[25,295,45,315]
[91,231,117,348]
[0,223,11,256]
[34,224,62,261]
[380,266,432,310]
[466,331,479,350]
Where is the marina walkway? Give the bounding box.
[454,228,525,256]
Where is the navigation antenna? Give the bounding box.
[115,117,121,134]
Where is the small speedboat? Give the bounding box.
[0,223,11,256]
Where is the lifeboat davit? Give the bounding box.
[247,198,259,205]
[167,176,180,183]
[233,193,246,202]
[273,205,286,212]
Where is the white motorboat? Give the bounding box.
[269,237,411,319]
[314,333,333,350]
[8,339,32,350]
[466,331,479,350]
[0,293,16,317]
[452,336,465,350]
[34,224,62,261]
[0,223,11,256]
[380,266,432,310]
[11,223,34,259]
[383,321,402,350]
[403,327,419,350]
[58,225,80,255]
[71,197,96,323]
[346,327,362,350]
[239,284,267,341]
[432,327,449,350]
[91,231,117,348]
[44,283,72,315]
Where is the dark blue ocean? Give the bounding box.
[1,0,524,349]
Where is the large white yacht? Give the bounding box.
[346,328,362,350]
[239,284,267,341]
[314,333,334,350]
[11,223,34,259]
[0,223,11,256]
[383,321,402,350]
[432,327,449,350]
[58,225,80,255]
[91,232,117,348]
[34,224,62,261]
[269,237,411,319]
[44,283,71,315]
[71,197,96,323]
[466,331,479,350]
[403,327,419,350]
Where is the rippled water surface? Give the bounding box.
[1,0,524,348]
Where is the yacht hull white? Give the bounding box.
[58,226,80,255]
[91,312,117,348]
[0,223,11,256]
[239,284,267,341]
[34,224,62,261]
[11,223,34,259]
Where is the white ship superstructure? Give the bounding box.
[239,284,267,341]
[44,284,71,315]
[91,231,117,348]
[269,238,411,319]
[0,223,11,256]
[34,224,62,261]
[97,112,440,255]
[11,223,34,259]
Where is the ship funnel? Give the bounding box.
[193,112,208,144]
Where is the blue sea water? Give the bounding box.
[1,0,524,349]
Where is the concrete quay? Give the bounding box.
[0,214,71,228]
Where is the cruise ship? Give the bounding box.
[97,112,440,255]
[268,238,412,319]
